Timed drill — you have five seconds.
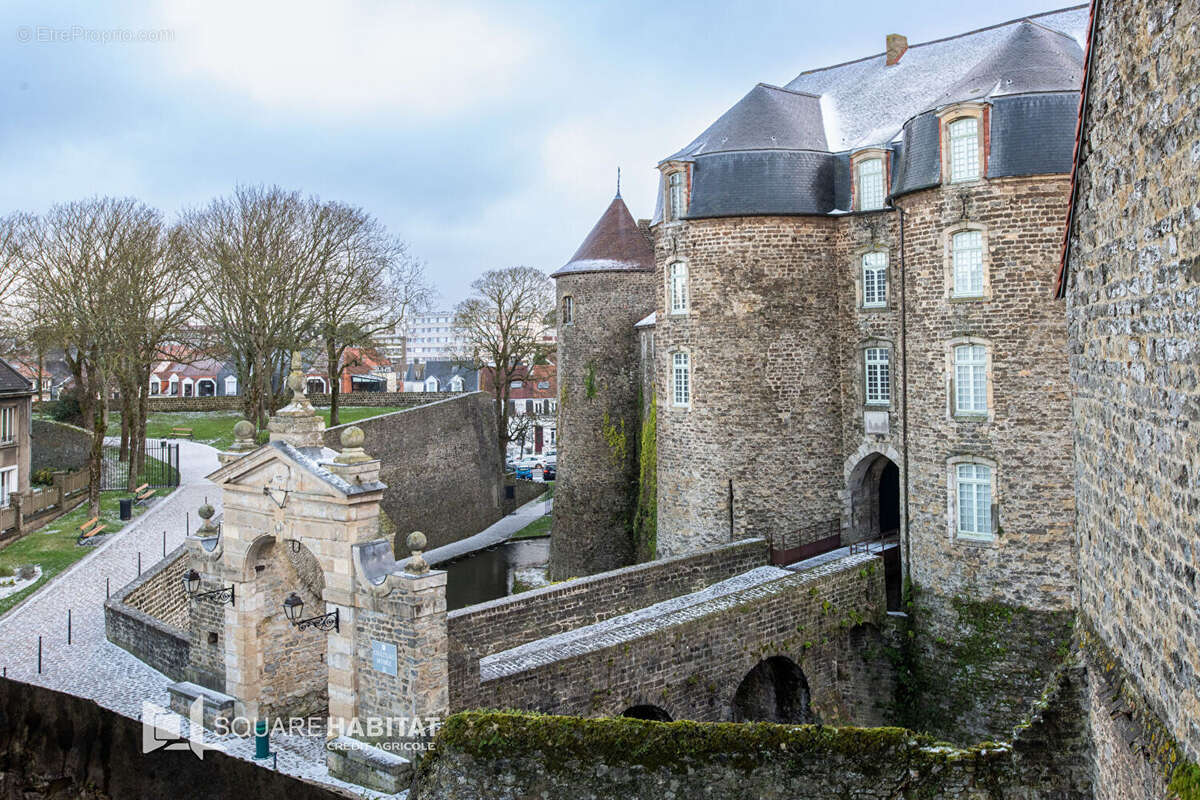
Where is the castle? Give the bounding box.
[553,5,1088,741]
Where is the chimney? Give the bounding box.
[886,33,908,66]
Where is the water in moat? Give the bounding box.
[439,537,550,611]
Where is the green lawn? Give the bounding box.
[107,407,404,451]
[0,489,162,617]
[510,515,552,540]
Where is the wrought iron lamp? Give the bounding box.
[282,592,339,632]
[181,569,235,605]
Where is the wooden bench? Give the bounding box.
[133,483,155,505]
[171,427,193,439]
[77,516,106,544]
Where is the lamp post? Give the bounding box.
[281,592,339,632]
[182,569,235,605]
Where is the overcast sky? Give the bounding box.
[1,1,1078,307]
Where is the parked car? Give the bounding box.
[542,464,556,481]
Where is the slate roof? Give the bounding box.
[654,6,1089,221]
[405,360,479,391]
[552,195,655,278]
[0,358,33,395]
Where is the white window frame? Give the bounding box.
[182,378,194,397]
[0,405,15,445]
[953,344,989,416]
[856,157,885,211]
[951,229,986,298]
[562,295,573,325]
[951,460,996,541]
[168,376,179,396]
[947,117,981,183]
[864,347,891,406]
[668,262,689,315]
[425,376,439,392]
[861,252,888,308]
[450,376,464,392]
[224,375,238,395]
[0,466,15,507]
[672,352,691,408]
[667,170,686,221]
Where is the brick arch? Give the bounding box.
[730,655,813,723]
[621,704,673,722]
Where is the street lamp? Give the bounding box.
[182,568,235,605]
[281,592,339,632]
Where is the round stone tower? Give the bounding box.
[550,193,656,579]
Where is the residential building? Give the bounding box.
[0,358,33,506]
[403,360,480,393]
[482,362,558,456]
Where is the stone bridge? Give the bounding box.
[450,545,893,725]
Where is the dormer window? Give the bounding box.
[856,158,885,211]
[947,117,981,183]
[667,171,686,221]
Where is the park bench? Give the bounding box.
[77,516,106,545]
[171,427,193,439]
[133,483,155,505]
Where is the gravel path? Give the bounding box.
[0,439,396,798]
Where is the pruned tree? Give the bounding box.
[184,186,321,427]
[16,198,166,517]
[306,201,430,426]
[452,267,554,465]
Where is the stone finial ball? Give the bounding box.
[340,426,365,449]
[198,503,215,520]
[234,420,255,439]
[287,372,304,393]
[406,531,427,552]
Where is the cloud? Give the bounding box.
[156,0,536,118]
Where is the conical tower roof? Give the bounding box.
[551,195,654,278]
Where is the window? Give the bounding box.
[0,466,14,507]
[669,262,689,314]
[0,406,13,444]
[182,379,194,397]
[856,157,885,211]
[865,348,890,405]
[952,230,985,297]
[425,376,439,392]
[149,380,160,396]
[225,375,238,396]
[954,344,988,415]
[862,252,888,308]
[948,117,980,183]
[667,171,686,221]
[537,381,550,389]
[562,296,573,325]
[955,463,994,539]
[168,376,179,396]
[450,376,464,392]
[510,380,523,389]
[672,352,690,407]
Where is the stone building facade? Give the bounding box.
[1062,0,1200,793]
[554,7,1090,743]
[550,196,656,578]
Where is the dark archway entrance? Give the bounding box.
[879,461,900,534]
[621,705,672,722]
[847,453,903,611]
[731,656,812,723]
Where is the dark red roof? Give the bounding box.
[551,196,654,277]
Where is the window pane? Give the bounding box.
[862,252,888,307]
[865,348,890,404]
[952,231,984,296]
[956,463,993,536]
[668,172,685,220]
[673,353,690,406]
[670,263,688,313]
[857,158,885,210]
[948,117,980,183]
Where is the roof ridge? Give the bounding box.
[753,82,820,99]
[790,4,1088,80]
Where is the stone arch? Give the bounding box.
[731,656,812,723]
[621,704,673,722]
[845,450,901,546]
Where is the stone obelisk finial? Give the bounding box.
[268,349,325,448]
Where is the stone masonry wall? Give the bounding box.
[1065,0,1200,775]
[471,553,887,724]
[30,418,91,473]
[324,392,505,552]
[0,677,342,799]
[104,549,192,682]
[448,539,769,710]
[551,269,655,578]
[137,391,444,413]
[653,217,844,557]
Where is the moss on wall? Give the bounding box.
[633,396,656,562]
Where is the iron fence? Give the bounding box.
[101,441,180,491]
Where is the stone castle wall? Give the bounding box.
[448,539,769,710]
[104,547,192,682]
[324,392,505,551]
[551,269,655,578]
[131,391,445,414]
[653,217,845,558]
[1065,0,1200,782]
[30,418,91,473]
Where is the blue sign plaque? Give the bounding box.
[371,640,397,676]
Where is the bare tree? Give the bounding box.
[17,199,164,517]
[452,267,554,464]
[184,186,321,427]
[306,202,431,426]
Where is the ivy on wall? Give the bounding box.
[633,396,657,562]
